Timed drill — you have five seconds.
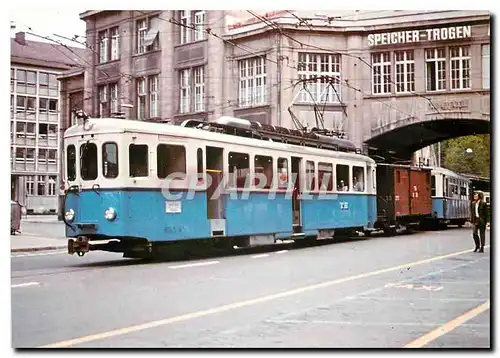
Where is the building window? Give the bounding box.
[194,11,206,41]
[394,50,415,93]
[111,27,120,61]
[137,17,159,54]
[238,57,267,107]
[298,53,341,103]
[39,72,48,95]
[110,83,119,114]
[11,68,14,92]
[98,83,119,117]
[194,67,204,112]
[180,11,190,44]
[37,175,46,196]
[450,46,471,90]
[135,76,158,120]
[179,67,205,114]
[179,10,207,44]
[137,78,146,120]
[98,30,109,63]
[16,69,26,93]
[26,176,34,195]
[180,69,191,114]
[137,19,148,54]
[98,85,108,117]
[372,52,391,94]
[482,44,490,90]
[425,48,446,91]
[150,75,158,118]
[48,176,56,196]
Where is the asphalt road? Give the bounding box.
[11,228,490,348]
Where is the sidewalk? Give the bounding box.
[21,215,60,224]
[11,233,67,253]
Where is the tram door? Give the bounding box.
[206,146,224,219]
[291,156,302,229]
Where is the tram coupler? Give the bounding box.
[68,236,90,257]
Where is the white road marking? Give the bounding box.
[168,261,219,269]
[11,282,40,288]
[275,250,288,254]
[251,254,269,258]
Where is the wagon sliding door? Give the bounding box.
[393,168,410,217]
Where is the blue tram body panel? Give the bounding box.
[300,193,370,231]
[432,197,470,220]
[367,194,377,229]
[432,198,445,219]
[224,192,292,237]
[65,190,211,241]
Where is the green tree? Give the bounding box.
[442,135,490,177]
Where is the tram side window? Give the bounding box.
[67,145,76,181]
[157,144,186,179]
[431,175,436,196]
[277,158,288,189]
[305,161,315,191]
[129,144,148,177]
[254,155,273,189]
[460,185,467,199]
[353,166,365,192]
[102,142,118,178]
[318,162,333,191]
[80,142,98,180]
[336,164,349,191]
[228,152,249,188]
[443,178,448,197]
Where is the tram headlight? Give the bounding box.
[104,207,117,221]
[65,209,75,222]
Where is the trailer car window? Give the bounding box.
[336,164,349,191]
[277,158,288,189]
[67,145,76,181]
[102,142,118,178]
[353,166,365,192]
[80,143,98,180]
[157,144,186,179]
[254,155,273,189]
[431,175,436,196]
[228,152,249,188]
[129,144,148,177]
[318,162,333,191]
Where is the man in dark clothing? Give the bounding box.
[471,191,488,253]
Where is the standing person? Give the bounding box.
[471,191,488,253]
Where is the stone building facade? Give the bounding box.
[77,10,490,165]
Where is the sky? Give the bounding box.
[9,8,88,48]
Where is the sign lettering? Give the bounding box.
[368,25,471,46]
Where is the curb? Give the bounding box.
[11,246,67,253]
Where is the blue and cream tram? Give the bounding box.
[62,115,377,258]
[430,167,471,227]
